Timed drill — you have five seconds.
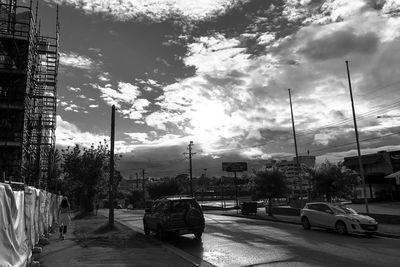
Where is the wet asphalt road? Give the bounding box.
[112,209,400,267]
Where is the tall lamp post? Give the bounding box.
[345,60,369,214]
[288,89,302,207]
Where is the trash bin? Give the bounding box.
[241,201,257,215]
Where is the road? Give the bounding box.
[110,209,400,267]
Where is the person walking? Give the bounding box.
[58,197,71,240]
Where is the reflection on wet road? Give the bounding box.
[112,209,400,267]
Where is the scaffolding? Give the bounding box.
[0,0,59,188]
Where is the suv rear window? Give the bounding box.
[169,199,201,213]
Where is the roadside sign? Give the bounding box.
[222,162,247,172]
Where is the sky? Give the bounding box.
[36,0,400,179]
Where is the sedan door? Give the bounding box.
[315,204,335,229]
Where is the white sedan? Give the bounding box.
[300,202,378,235]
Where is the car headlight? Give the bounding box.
[346,217,360,223]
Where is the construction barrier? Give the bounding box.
[0,183,62,267]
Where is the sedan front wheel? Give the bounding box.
[336,221,347,235]
[301,217,311,230]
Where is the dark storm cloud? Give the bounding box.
[299,29,380,60]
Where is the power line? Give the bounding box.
[359,80,400,99]
[296,98,400,136]
[300,130,400,156]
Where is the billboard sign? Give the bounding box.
[222,162,248,172]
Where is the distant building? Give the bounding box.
[343,150,400,200]
[266,155,316,198]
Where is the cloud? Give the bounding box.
[92,81,141,108]
[67,86,81,92]
[45,0,246,22]
[140,1,400,162]
[98,73,111,82]
[298,28,380,60]
[121,98,151,120]
[382,0,400,15]
[59,52,96,69]
[89,104,99,108]
[53,0,400,176]
[56,116,109,147]
[64,104,79,112]
[124,132,150,143]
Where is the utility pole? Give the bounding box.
[202,168,207,204]
[185,141,196,197]
[108,105,115,228]
[234,171,239,209]
[288,89,303,207]
[142,169,146,206]
[345,60,369,214]
[136,172,139,188]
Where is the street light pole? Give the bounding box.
[345,60,369,214]
[288,89,302,207]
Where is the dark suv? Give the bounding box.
[143,196,205,240]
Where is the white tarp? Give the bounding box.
[38,190,46,237]
[0,184,29,267]
[34,188,40,243]
[24,186,37,248]
[0,183,62,267]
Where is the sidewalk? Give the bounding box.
[37,214,196,267]
[207,208,400,239]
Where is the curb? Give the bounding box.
[215,212,400,239]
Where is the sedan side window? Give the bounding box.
[320,204,333,214]
[307,204,316,210]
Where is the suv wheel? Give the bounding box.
[157,226,167,241]
[193,230,203,239]
[143,223,150,235]
[185,208,203,227]
[301,217,311,230]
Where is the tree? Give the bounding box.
[47,148,62,192]
[175,174,190,195]
[311,161,358,202]
[61,142,121,213]
[127,190,144,208]
[147,179,182,199]
[254,168,288,216]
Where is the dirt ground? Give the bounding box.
[73,215,160,249]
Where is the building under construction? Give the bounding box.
[0,0,59,188]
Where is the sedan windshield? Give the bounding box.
[331,205,357,214]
